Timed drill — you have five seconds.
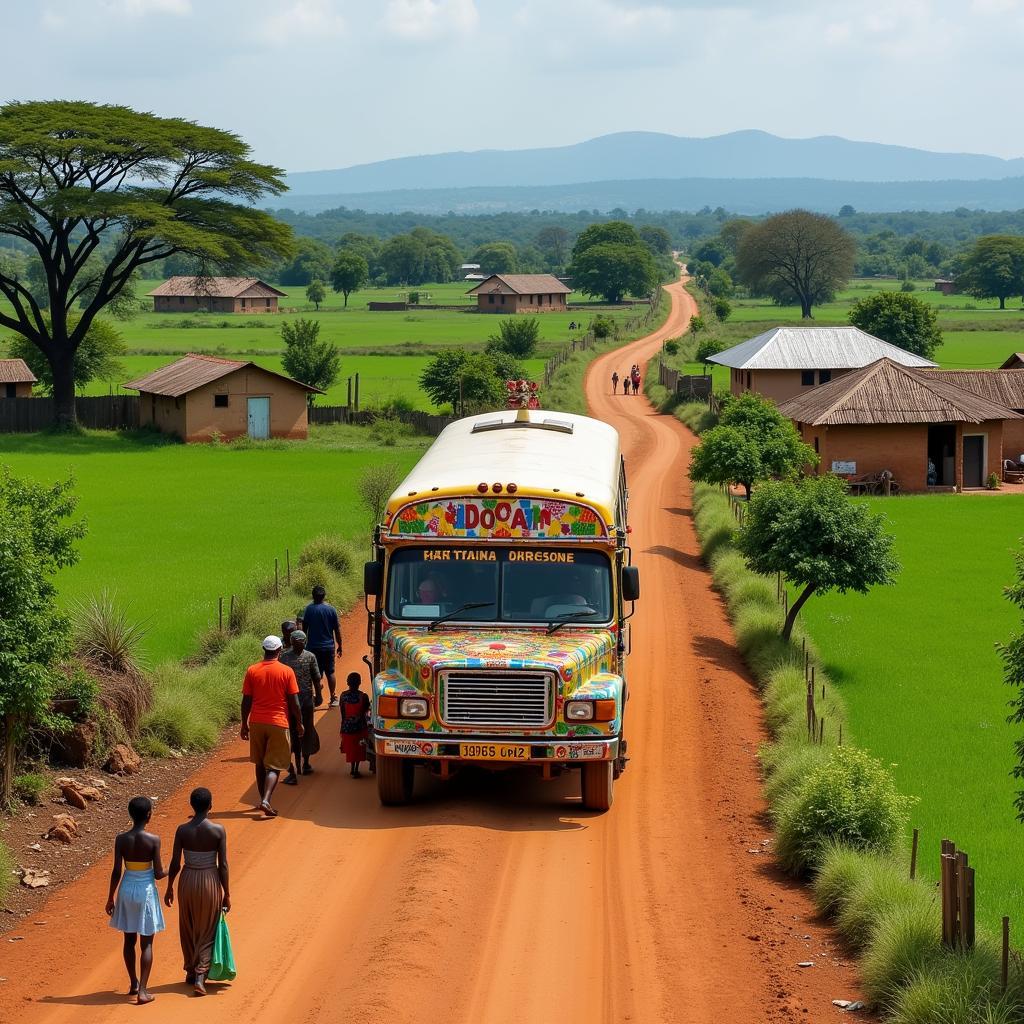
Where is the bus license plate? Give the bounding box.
[460,743,530,761]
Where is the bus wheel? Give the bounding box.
[581,760,614,811]
[377,755,414,805]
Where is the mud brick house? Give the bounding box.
[124,354,321,443]
[779,358,1020,492]
[710,326,937,404]
[1001,353,1024,370]
[0,358,37,398]
[148,277,286,313]
[467,274,571,313]
[925,368,1024,462]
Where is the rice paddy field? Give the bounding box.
[50,278,647,411]
[671,278,1024,390]
[799,495,1024,940]
[0,427,427,663]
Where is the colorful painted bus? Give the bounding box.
[363,408,640,811]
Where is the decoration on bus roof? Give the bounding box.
[389,496,607,540]
[507,378,540,410]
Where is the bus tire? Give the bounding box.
[377,755,414,805]
[581,760,614,811]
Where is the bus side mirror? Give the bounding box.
[622,565,640,602]
[364,560,383,596]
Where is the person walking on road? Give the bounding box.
[280,629,323,781]
[106,796,165,1005]
[164,788,230,997]
[240,636,303,818]
[339,672,371,778]
[280,619,296,648]
[299,585,343,707]
[611,371,619,394]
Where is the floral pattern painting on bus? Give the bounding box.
[388,496,607,540]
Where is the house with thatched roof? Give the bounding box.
[148,277,286,313]
[467,274,571,313]
[124,354,321,443]
[709,326,937,404]
[779,358,1021,492]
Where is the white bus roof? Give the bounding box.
[388,409,622,522]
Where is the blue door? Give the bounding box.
[247,397,270,439]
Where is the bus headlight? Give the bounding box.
[399,697,429,719]
[565,701,595,721]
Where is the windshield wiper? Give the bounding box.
[546,608,598,635]
[428,602,495,630]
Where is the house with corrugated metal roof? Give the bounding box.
[467,274,571,313]
[709,326,937,404]
[0,358,37,399]
[124,354,321,443]
[779,358,1021,492]
[148,277,286,314]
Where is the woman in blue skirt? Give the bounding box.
[106,796,166,1004]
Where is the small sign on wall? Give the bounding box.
[832,460,857,475]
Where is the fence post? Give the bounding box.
[1002,917,1010,993]
[229,594,236,630]
[218,597,223,631]
[910,827,919,880]
[275,558,280,598]
[286,548,291,586]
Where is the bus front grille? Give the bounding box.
[441,671,552,728]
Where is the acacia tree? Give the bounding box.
[486,316,540,359]
[848,291,943,360]
[419,350,512,414]
[0,100,293,426]
[305,279,326,311]
[736,210,855,318]
[957,235,1024,310]
[9,317,126,393]
[0,470,85,805]
[739,475,899,641]
[570,242,657,303]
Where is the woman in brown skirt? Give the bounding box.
[165,787,230,995]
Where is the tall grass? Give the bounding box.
[0,839,12,904]
[140,534,360,753]
[73,591,148,674]
[689,482,1023,1020]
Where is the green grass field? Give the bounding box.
[0,428,427,663]
[800,495,1024,940]
[11,277,646,411]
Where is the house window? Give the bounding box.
[488,294,495,304]
[179,296,185,305]
[746,372,752,390]
[265,298,271,308]
[4,384,16,399]
[819,370,832,384]
[529,294,534,304]
[801,370,815,386]
[500,294,505,304]
[214,394,228,408]
[240,298,246,308]
[813,436,820,453]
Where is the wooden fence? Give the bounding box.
[657,360,712,400]
[0,395,139,432]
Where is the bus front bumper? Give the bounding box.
[374,733,619,764]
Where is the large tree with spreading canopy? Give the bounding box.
[0,100,294,426]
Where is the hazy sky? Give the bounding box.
[3,0,1023,172]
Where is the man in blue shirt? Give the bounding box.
[298,585,343,707]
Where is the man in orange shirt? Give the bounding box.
[240,636,304,818]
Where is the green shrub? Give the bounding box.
[591,314,617,339]
[836,855,924,951]
[52,664,99,723]
[733,603,795,681]
[728,573,777,612]
[862,895,943,1008]
[675,402,719,435]
[773,745,914,874]
[13,771,50,805]
[888,943,1006,1023]
[379,395,415,416]
[812,841,871,917]
[762,740,829,805]
[141,661,238,751]
[73,591,148,673]
[370,415,413,448]
[693,501,736,562]
[663,339,679,356]
[136,732,171,758]
[709,548,748,593]
[298,535,355,575]
[0,840,13,905]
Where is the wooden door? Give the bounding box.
[962,435,985,488]
[247,397,270,440]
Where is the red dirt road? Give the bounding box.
[0,275,860,1023]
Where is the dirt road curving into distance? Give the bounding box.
[0,273,861,1023]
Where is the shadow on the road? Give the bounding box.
[643,543,703,571]
[663,506,692,517]
[39,981,230,1006]
[691,634,748,675]
[207,748,591,834]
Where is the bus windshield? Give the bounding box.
[386,546,613,625]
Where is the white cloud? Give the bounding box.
[257,0,346,42]
[107,0,192,15]
[384,0,479,39]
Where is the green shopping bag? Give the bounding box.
[208,912,236,982]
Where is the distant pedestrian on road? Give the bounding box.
[299,585,343,707]
[164,788,230,997]
[280,619,296,648]
[632,369,641,394]
[339,672,371,778]
[611,371,619,394]
[622,376,631,396]
[240,635,303,818]
[280,628,323,782]
[106,796,165,1005]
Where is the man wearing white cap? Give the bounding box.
[240,636,303,818]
